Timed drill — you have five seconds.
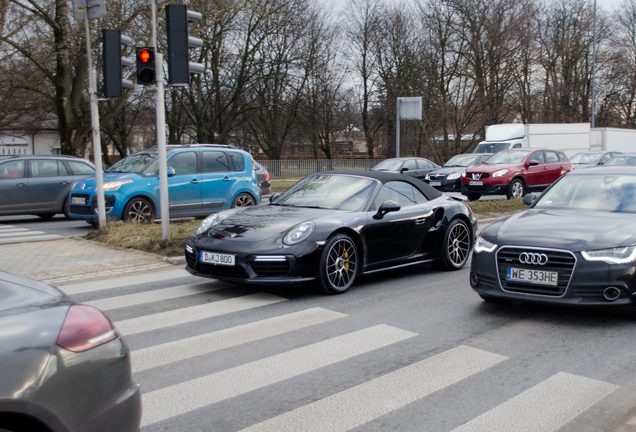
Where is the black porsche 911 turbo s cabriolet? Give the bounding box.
[471,166,636,308]
[185,170,477,294]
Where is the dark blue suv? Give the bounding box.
[68,145,260,223]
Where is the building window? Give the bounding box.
[51,149,61,155]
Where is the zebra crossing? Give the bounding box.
[55,267,621,432]
[0,223,62,244]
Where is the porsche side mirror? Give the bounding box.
[522,193,537,206]
[527,160,539,166]
[373,200,400,219]
[167,167,176,177]
[269,193,281,203]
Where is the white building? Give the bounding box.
[0,130,61,156]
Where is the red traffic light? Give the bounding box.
[139,49,152,63]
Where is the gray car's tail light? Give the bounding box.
[56,304,120,352]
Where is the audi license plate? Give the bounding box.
[506,267,558,286]
[200,251,235,266]
[72,197,86,205]
[469,181,483,186]
[429,181,442,186]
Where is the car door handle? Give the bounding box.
[16,183,26,187]
[223,177,231,182]
[415,217,427,225]
[60,180,70,185]
[190,179,199,184]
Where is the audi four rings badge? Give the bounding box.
[519,252,548,265]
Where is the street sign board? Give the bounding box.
[72,0,105,20]
[397,97,422,120]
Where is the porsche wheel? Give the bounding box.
[232,193,256,208]
[319,234,359,294]
[439,219,471,270]
[123,197,154,223]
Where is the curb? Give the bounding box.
[165,255,186,265]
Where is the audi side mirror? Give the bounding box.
[373,200,400,220]
[522,193,537,206]
[527,160,540,166]
[400,167,409,173]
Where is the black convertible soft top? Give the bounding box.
[317,170,444,200]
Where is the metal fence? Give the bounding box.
[258,159,384,179]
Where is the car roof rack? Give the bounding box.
[0,154,83,159]
[151,144,237,149]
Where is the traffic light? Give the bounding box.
[136,47,156,85]
[102,29,134,98]
[166,5,204,86]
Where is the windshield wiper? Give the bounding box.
[295,205,329,209]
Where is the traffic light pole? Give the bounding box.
[151,0,170,240]
[83,7,106,229]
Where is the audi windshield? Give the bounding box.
[535,174,636,213]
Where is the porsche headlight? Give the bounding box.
[492,169,509,178]
[581,246,636,264]
[474,235,497,253]
[447,172,461,180]
[103,179,133,191]
[196,213,222,235]
[283,222,315,246]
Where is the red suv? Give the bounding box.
[461,149,573,200]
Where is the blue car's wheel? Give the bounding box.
[319,234,359,295]
[123,197,154,223]
[232,193,255,208]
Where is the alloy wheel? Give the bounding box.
[128,200,152,223]
[233,194,255,207]
[447,221,470,267]
[511,181,524,198]
[326,238,358,290]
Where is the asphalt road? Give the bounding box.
[51,258,636,432]
[0,215,90,244]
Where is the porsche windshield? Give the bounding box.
[535,174,636,213]
[274,175,376,211]
[109,151,159,173]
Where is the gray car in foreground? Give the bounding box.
[0,271,141,432]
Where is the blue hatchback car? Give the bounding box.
[68,144,260,224]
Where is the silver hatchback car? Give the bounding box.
[0,155,95,219]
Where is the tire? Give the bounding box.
[37,213,55,220]
[507,178,525,199]
[232,193,256,208]
[318,234,359,294]
[63,196,71,219]
[466,193,481,201]
[438,219,471,271]
[122,197,154,223]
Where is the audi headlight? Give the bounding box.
[581,246,636,264]
[474,236,497,253]
[447,172,461,180]
[492,169,509,178]
[103,179,133,191]
[196,213,222,235]
[283,222,315,246]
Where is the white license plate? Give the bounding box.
[200,251,235,266]
[430,181,442,186]
[72,197,86,205]
[469,181,483,186]
[506,267,558,286]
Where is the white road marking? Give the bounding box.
[240,345,507,432]
[132,307,347,372]
[0,228,30,234]
[85,282,222,311]
[0,225,17,229]
[0,234,62,244]
[59,268,195,295]
[450,372,618,432]
[115,293,287,336]
[141,324,417,427]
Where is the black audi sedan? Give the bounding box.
[186,171,477,294]
[425,153,493,192]
[470,166,636,307]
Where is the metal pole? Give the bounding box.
[84,9,106,229]
[396,98,400,158]
[151,0,170,240]
[591,0,597,128]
